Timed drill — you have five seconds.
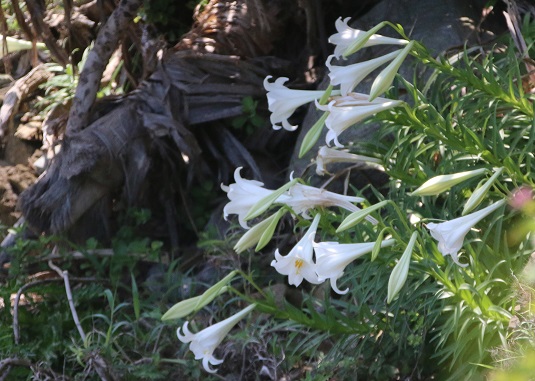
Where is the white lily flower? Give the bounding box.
[271,214,322,287]
[426,199,506,267]
[316,95,402,147]
[326,50,401,96]
[284,182,365,218]
[314,239,396,294]
[177,304,256,373]
[316,146,382,176]
[264,76,336,131]
[221,167,289,229]
[328,17,408,59]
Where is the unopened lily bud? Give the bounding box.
[336,200,388,233]
[369,41,415,101]
[162,271,238,320]
[244,178,298,221]
[409,168,487,197]
[234,209,287,253]
[387,232,417,303]
[316,146,382,176]
[462,167,504,215]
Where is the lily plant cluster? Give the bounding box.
[163,18,515,374]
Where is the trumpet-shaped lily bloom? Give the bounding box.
[221,167,290,229]
[284,182,364,218]
[316,146,382,176]
[328,17,408,58]
[326,50,401,96]
[316,95,402,146]
[426,199,506,267]
[314,239,396,294]
[264,76,334,131]
[177,304,256,373]
[271,214,322,287]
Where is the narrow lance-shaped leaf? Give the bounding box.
[387,231,417,303]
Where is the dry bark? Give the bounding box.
[66,0,143,135]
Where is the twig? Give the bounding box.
[44,248,115,260]
[13,278,62,344]
[66,0,143,135]
[48,253,87,342]
[12,274,98,344]
[0,357,69,380]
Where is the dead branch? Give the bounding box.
[0,357,69,380]
[13,278,62,344]
[66,0,142,136]
[48,254,87,343]
[0,64,53,139]
[13,275,98,344]
[25,0,70,66]
[10,0,34,47]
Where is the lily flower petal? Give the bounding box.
[328,17,408,59]
[315,239,396,294]
[264,76,336,131]
[222,167,285,229]
[284,182,364,218]
[316,96,402,147]
[426,199,506,267]
[271,214,322,287]
[326,50,401,96]
[177,304,256,373]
